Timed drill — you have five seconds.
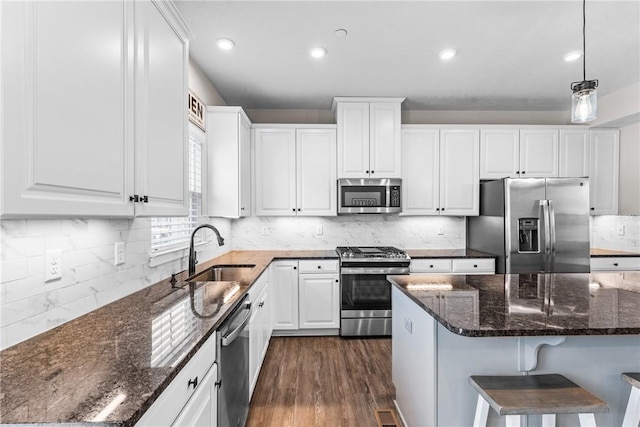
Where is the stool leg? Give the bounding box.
[505,415,521,427]
[622,386,640,427]
[473,395,490,427]
[577,413,596,427]
[541,414,556,427]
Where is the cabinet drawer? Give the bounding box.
[591,257,640,271]
[136,332,217,426]
[411,259,452,273]
[298,259,339,273]
[451,258,495,274]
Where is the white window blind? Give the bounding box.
[151,126,204,253]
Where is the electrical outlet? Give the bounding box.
[616,225,625,236]
[115,241,125,265]
[437,225,444,235]
[404,317,413,334]
[45,250,62,282]
[316,224,323,235]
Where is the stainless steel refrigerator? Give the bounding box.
[467,178,591,273]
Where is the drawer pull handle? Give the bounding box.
[188,377,198,389]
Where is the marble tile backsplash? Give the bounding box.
[591,215,640,252]
[0,218,230,350]
[1,214,637,350]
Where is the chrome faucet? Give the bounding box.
[188,224,225,276]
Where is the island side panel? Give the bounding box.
[391,286,437,426]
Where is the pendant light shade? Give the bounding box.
[571,0,598,123]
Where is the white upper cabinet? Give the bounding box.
[480,128,559,179]
[296,128,337,216]
[133,0,189,217]
[518,129,559,177]
[207,107,252,218]
[401,127,479,216]
[334,97,404,178]
[254,125,336,216]
[589,129,619,215]
[440,129,480,215]
[559,129,590,178]
[1,0,189,218]
[401,128,440,215]
[479,129,519,179]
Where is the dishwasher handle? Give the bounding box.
[221,302,251,347]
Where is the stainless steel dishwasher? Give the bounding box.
[217,294,251,427]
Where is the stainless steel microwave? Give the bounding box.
[338,178,402,214]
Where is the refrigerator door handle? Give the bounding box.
[540,199,551,271]
[547,200,557,259]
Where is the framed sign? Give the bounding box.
[188,90,206,131]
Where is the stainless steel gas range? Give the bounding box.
[336,246,410,337]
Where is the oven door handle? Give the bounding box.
[341,266,410,275]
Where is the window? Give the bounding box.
[151,124,204,254]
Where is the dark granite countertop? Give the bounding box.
[0,250,337,426]
[404,248,495,259]
[591,248,640,257]
[389,271,640,338]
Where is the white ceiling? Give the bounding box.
[175,1,640,112]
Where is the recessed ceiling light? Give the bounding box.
[563,51,582,62]
[310,47,327,59]
[334,29,348,38]
[439,48,457,60]
[216,38,235,51]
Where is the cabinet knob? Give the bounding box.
[293,266,297,270]
[590,207,595,211]
[474,264,478,268]
[317,265,322,269]
[613,263,619,267]
[259,301,264,308]
[241,207,245,211]
[371,170,375,174]
[441,208,445,211]
[129,195,139,202]
[436,208,440,211]
[335,279,339,283]
[365,170,369,174]
[430,265,434,268]
[516,171,520,175]
[188,377,198,389]
[522,171,526,174]
[297,208,301,211]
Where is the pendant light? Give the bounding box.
[571,0,598,123]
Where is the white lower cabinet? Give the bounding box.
[172,363,218,427]
[272,259,340,333]
[270,260,300,330]
[411,258,495,274]
[249,273,272,397]
[590,257,640,271]
[298,260,340,329]
[136,332,217,427]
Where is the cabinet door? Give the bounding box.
[401,128,440,215]
[369,103,402,178]
[296,129,337,216]
[134,1,189,216]
[559,130,589,178]
[1,1,134,217]
[480,129,519,179]
[172,363,217,427]
[589,130,619,215]
[336,102,370,178]
[239,115,252,216]
[519,129,559,177]
[270,261,299,330]
[439,129,479,216]
[299,274,340,329]
[248,295,262,397]
[254,128,297,216]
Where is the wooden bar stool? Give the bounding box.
[622,373,640,427]
[469,374,608,427]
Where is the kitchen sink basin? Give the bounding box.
[188,264,256,282]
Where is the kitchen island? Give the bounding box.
[388,272,640,427]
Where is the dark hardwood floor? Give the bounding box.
[246,336,396,427]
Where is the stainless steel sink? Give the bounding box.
[188,264,256,282]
